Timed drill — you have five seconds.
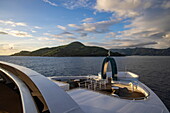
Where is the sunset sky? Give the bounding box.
[0,0,170,55]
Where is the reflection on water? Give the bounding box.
[0,56,170,110]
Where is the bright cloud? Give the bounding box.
[43,32,76,41]
[94,0,170,48]
[81,18,94,22]
[68,24,79,28]
[9,30,33,37]
[106,32,117,38]
[0,31,8,35]
[57,25,67,30]
[31,30,36,33]
[69,19,119,34]
[95,0,152,18]
[43,0,58,7]
[37,37,64,42]
[0,20,27,27]
[0,43,18,55]
[1,29,33,37]
[34,26,42,29]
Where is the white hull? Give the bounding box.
[0,61,169,113]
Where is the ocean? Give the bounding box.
[0,56,170,110]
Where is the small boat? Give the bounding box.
[0,56,169,113]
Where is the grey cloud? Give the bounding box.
[149,32,165,39]
[0,30,32,37]
[65,37,76,40]
[86,40,158,49]
[127,41,158,48]
[60,31,73,35]
[60,31,75,37]
[81,18,94,22]
[72,19,119,34]
[116,0,170,48]
[86,42,108,47]
[0,20,27,27]
[43,32,76,41]
[0,31,8,35]
[80,33,88,37]
[111,39,133,42]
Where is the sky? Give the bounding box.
[0,0,170,55]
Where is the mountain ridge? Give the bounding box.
[110,47,170,56]
[12,41,124,57]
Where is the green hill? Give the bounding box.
[12,41,124,57]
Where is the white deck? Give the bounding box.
[48,78,70,91]
[68,87,169,113]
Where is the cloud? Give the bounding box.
[1,29,33,37]
[67,19,120,38]
[87,40,158,49]
[81,18,94,22]
[44,33,63,38]
[60,31,74,37]
[106,32,116,38]
[0,44,15,50]
[0,43,19,55]
[44,31,74,37]
[43,32,76,41]
[68,24,79,28]
[34,26,42,29]
[121,6,170,48]
[42,0,95,9]
[43,0,58,7]
[69,19,119,34]
[80,33,87,37]
[93,11,97,15]
[37,37,64,42]
[95,0,152,18]
[9,30,33,37]
[31,30,36,33]
[0,31,8,35]
[127,41,158,48]
[93,0,170,48]
[161,1,170,9]
[0,20,27,27]
[62,0,94,9]
[64,37,76,40]
[56,25,67,30]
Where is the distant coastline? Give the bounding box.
[10,41,170,57]
[110,47,170,56]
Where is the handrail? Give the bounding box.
[0,61,84,113]
[0,68,38,113]
[0,62,49,112]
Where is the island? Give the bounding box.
[12,42,124,57]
